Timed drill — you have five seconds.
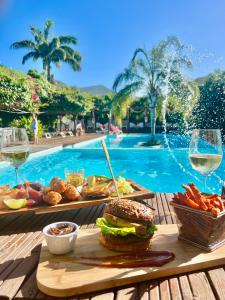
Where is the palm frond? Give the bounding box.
[10,40,36,50]
[113,68,143,92]
[131,48,149,63]
[60,46,82,61]
[50,48,67,61]
[132,58,151,78]
[30,26,44,43]
[44,19,54,39]
[116,81,143,99]
[22,51,39,64]
[64,57,81,71]
[58,35,78,45]
[49,37,60,51]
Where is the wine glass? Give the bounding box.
[189,129,223,192]
[0,128,30,184]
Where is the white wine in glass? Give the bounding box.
[0,128,30,183]
[189,129,223,192]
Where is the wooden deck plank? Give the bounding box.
[207,268,225,300]
[169,278,182,300]
[150,194,160,225]
[164,193,176,224]
[138,282,149,300]
[149,282,160,300]
[2,244,41,300]
[159,280,171,300]
[86,205,105,229]
[178,275,193,300]
[0,232,42,288]
[90,292,114,300]
[156,193,167,225]
[188,272,216,300]
[116,287,139,300]
[160,193,173,225]
[80,206,100,230]
[15,269,39,299]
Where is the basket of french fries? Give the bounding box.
[170,183,225,251]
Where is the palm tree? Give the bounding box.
[113,36,194,139]
[11,19,82,82]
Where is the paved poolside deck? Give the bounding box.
[29,133,103,153]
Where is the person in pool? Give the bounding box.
[31,113,38,144]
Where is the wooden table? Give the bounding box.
[0,193,225,300]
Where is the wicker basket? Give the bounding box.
[170,201,225,252]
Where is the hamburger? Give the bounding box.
[96,199,156,252]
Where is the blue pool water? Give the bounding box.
[0,134,224,193]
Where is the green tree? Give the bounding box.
[113,36,194,139]
[191,71,225,138]
[11,19,82,82]
[46,86,94,116]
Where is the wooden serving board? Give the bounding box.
[0,180,154,216]
[36,224,225,297]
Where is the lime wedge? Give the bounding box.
[87,175,96,187]
[3,198,27,210]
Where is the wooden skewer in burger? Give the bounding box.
[98,140,157,252]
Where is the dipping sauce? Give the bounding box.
[48,223,75,236]
[74,250,175,268]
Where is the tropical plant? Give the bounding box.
[10,116,44,139]
[10,19,82,82]
[113,36,195,140]
[111,94,134,127]
[0,65,52,112]
[191,70,225,139]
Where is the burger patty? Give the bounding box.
[102,233,150,243]
[99,233,152,252]
[107,199,154,223]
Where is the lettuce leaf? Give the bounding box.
[96,217,157,238]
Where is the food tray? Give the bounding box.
[36,224,225,298]
[170,201,225,251]
[0,179,154,216]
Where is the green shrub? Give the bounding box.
[10,116,44,139]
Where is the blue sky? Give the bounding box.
[0,0,225,88]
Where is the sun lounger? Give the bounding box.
[129,122,136,128]
[44,133,52,139]
[59,132,66,138]
[67,131,74,137]
[137,122,144,128]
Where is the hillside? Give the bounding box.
[195,75,209,85]
[79,85,112,95]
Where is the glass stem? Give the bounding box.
[15,167,19,185]
[203,175,207,193]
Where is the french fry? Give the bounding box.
[186,196,200,209]
[177,192,187,205]
[178,192,200,209]
[182,184,196,201]
[204,194,219,199]
[189,183,208,211]
[211,207,220,217]
[211,197,223,210]
[175,183,225,216]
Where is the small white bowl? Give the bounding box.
[43,221,79,255]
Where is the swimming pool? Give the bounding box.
[0,134,224,193]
